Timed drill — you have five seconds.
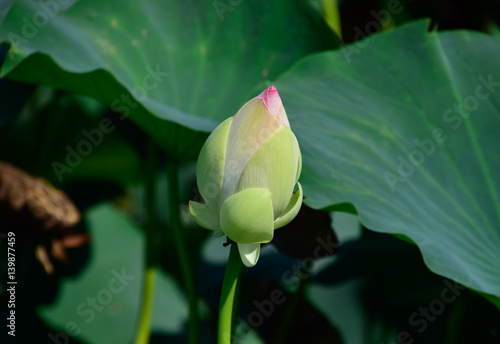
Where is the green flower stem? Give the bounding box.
[322,0,342,39]
[272,261,308,344]
[134,140,159,344]
[218,243,244,344]
[167,161,200,344]
[134,268,156,344]
[443,293,469,344]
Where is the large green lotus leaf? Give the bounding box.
[38,203,188,344]
[276,20,500,298]
[0,1,12,22]
[0,0,338,159]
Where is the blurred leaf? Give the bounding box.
[315,231,446,305]
[491,23,500,37]
[242,280,342,343]
[38,203,188,344]
[0,78,34,127]
[307,280,367,344]
[477,291,500,310]
[0,0,339,160]
[51,129,141,186]
[0,0,11,23]
[312,230,500,343]
[276,20,500,298]
[0,90,141,187]
[451,292,500,343]
[0,37,34,127]
[273,205,339,260]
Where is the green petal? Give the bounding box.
[237,243,261,267]
[274,183,303,229]
[220,188,274,243]
[189,201,221,231]
[218,99,279,210]
[196,117,232,213]
[238,126,300,219]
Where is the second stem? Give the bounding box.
[167,162,200,344]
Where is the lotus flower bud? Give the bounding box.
[189,86,303,267]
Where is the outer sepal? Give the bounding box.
[292,133,302,184]
[189,201,221,231]
[274,183,303,229]
[196,117,232,212]
[220,188,274,244]
[237,243,261,267]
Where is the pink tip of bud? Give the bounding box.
[256,86,282,117]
